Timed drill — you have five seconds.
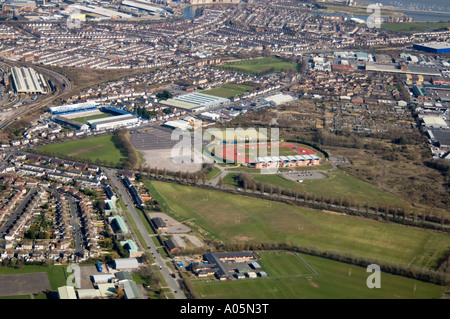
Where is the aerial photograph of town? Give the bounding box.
[0,0,449,310]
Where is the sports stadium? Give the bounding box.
[213,142,322,168]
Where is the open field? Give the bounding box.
[71,112,112,124]
[36,134,127,166]
[191,251,445,299]
[381,22,450,33]
[216,57,300,76]
[146,181,450,269]
[202,83,254,99]
[250,169,408,208]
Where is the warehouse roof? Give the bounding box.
[113,258,140,269]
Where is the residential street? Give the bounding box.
[104,168,186,299]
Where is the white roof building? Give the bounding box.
[58,286,77,299]
[264,93,295,106]
[113,258,140,270]
[421,115,448,129]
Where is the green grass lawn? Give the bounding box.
[381,22,450,33]
[202,83,254,99]
[146,180,450,270]
[216,57,300,76]
[71,112,112,124]
[36,134,127,166]
[191,251,445,299]
[251,170,408,208]
[206,167,221,180]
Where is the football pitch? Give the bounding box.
[146,180,450,270]
[191,251,445,299]
[36,134,127,165]
[216,57,300,76]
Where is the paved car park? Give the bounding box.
[0,273,51,296]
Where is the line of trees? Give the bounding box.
[210,242,450,287]
[114,129,140,170]
[136,166,450,232]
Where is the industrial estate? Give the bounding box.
[0,0,449,304]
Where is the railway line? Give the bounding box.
[0,59,72,130]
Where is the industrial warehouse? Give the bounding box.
[160,92,230,113]
[413,42,450,54]
[11,66,47,94]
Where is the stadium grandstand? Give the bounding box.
[250,154,321,169]
[11,67,47,94]
[88,114,139,130]
[48,101,100,115]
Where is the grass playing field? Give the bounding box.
[216,57,300,76]
[381,22,450,33]
[146,180,450,270]
[36,134,127,166]
[250,170,408,208]
[202,83,254,99]
[71,112,112,124]
[191,251,445,299]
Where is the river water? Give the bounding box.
[183,2,450,22]
[363,0,450,22]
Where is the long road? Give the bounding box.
[104,167,187,299]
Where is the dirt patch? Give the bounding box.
[308,279,320,289]
[140,149,202,173]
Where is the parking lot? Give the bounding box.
[0,273,51,297]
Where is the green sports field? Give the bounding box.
[146,180,450,270]
[250,170,408,208]
[191,251,445,299]
[71,112,112,124]
[36,134,127,165]
[216,57,300,76]
[202,83,254,99]
[381,22,450,33]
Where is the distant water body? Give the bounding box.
[182,2,450,22]
[364,0,450,22]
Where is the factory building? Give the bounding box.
[11,67,46,94]
[121,0,165,15]
[88,114,139,131]
[2,0,36,12]
[413,42,450,54]
[263,93,295,106]
[160,92,230,113]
